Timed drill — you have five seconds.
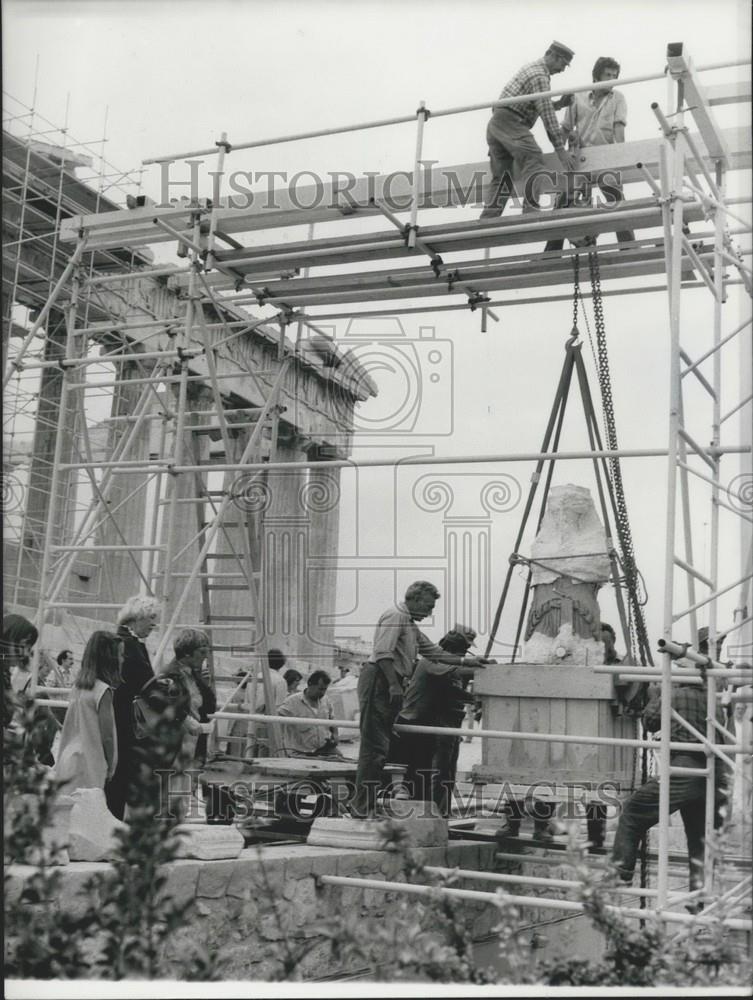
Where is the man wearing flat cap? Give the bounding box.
[390,623,493,816]
[480,42,578,219]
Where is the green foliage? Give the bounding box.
[85,739,215,980]
[4,698,93,978]
[5,706,751,988]
[316,820,496,983]
[514,834,752,989]
[4,704,215,981]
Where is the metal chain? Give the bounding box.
[572,254,580,333]
[587,249,652,667]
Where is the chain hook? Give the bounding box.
[568,253,581,343]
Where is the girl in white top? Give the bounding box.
[55,631,124,796]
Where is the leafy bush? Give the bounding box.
[5,710,751,988]
[317,820,496,983]
[493,832,752,989]
[4,701,215,980]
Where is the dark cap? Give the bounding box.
[549,41,575,63]
[451,624,477,647]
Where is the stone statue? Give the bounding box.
[524,484,610,665]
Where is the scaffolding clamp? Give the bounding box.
[215,137,233,154]
[404,223,419,247]
[416,105,432,120]
[468,291,490,312]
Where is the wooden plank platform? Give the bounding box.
[60,125,750,249]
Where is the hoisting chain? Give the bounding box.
[587,249,652,667]
[571,254,580,335]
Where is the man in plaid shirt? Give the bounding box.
[480,41,579,219]
[611,681,731,903]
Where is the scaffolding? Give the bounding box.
[4,44,752,931]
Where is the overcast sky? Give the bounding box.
[4,0,751,663]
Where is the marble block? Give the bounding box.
[174,823,245,860]
[525,483,610,664]
[307,813,448,851]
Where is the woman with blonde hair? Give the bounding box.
[108,594,160,819]
[55,631,124,799]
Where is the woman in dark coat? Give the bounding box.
[106,595,160,819]
[135,628,216,820]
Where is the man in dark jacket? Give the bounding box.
[135,628,216,820]
[106,595,160,819]
[390,624,489,813]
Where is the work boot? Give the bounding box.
[493,814,516,838]
[533,820,555,842]
[569,235,597,249]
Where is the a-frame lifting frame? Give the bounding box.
[7,43,752,928]
[484,327,653,671]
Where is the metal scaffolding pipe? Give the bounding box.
[592,664,752,682]
[670,573,753,622]
[141,58,750,163]
[3,239,87,389]
[657,638,745,671]
[209,710,738,752]
[84,266,190,286]
[422,866,689,900]
[16,348,183,373]
[317,875,752,930]
[109,443,751,477]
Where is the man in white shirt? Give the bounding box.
[545,56,635,252]
[278,670,338,756]
[227,648,289,756]
[351,581,486,817]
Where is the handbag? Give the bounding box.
[132,674,182,742]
